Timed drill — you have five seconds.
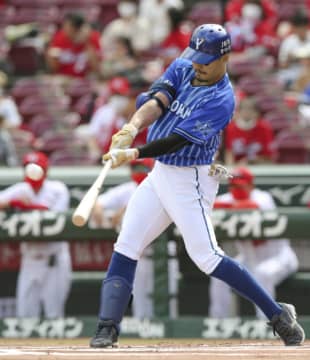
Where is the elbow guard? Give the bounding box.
[136,92,152,109]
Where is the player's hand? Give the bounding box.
[102,148,138,168]
[209,164,232,181]
[110,124,138,150]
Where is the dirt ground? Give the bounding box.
[0,338,309,360]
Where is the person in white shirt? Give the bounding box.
[209,166,299,319]
[278,10,310,87]
[0,151,71,318]
[75,77,136,161]
[0,71,22,129]
[101,0,153,53]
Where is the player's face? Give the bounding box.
[192,56,227,86]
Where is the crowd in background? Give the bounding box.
[0,0,309,167]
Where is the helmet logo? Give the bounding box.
[221,39,231,54]
[195,38,204,50]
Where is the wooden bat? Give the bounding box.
[72,160,112,227]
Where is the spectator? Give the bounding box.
[225,0,278,55]
[139,0,184,46]
[291,44,310,98]
[278,10,310,69]
[101,0,152,54]
[0,114,18,166]
[101,36,140,80]
[91,159,155,318]
[209,166,299,319]
[0,152,71,318]
[46,12,101,78]
[160,7,192,65]
[224,97,275,165]
[0,72,22,129]
[277,10,310,87]
[76,77,136,160]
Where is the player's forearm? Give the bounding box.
[130,92,169,131]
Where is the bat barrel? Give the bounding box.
[72,160,112,227]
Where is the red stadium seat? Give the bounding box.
[65,79,93,106]
[72,93,95,123]
[49,150,98,165]
[188,2,223,26]
[11,79,42,105]
[8,45,41,75]
[35,131,86,154]
[255,94,284,114]
[26,114,56,138]
[273,129,309,163]
[264,111,297,135]
[9,0,59,7]
[19,95,48,123]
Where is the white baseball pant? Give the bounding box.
[114,161,224,275]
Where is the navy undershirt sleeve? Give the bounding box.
[137,133,190,158]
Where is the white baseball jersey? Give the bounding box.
[0,180,70,257]
[0,179,71,318]
[209,189,299,319]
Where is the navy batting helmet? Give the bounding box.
[181,24,231,65]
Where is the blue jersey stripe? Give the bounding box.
[146,58,235,166]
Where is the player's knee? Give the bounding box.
[193,252,223,275]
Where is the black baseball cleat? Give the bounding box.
[90,320,119,348]
[268,303,305,346]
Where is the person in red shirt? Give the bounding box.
[224,0,278,53]
[46,12,101,78]
[160,7,192,65]
[224,97,275,164]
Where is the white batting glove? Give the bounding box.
[110,123,138,149]
[102,148,138,168]
[209,164,233,181]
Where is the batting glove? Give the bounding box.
[110,123,138,149]
[102,148,138,168]
[209,164,233,181]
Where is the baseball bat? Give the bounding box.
[72,160,112,227]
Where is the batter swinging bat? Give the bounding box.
[72,160,112,227]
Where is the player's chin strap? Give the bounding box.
[208,164,233,181]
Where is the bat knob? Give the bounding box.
[72,214,86,227]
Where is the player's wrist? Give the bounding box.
[123,123,138,138]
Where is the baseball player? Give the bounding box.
[0,151,71,318]
[209,167,299,319]
[91,159,155,319]
[90,24,305,347]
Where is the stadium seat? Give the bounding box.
[10,128,35,147]
[58,6,101,25]
[255,94,284,114]
[19,95,48,123]
[273,129,309,163]
[188,2,223,26]
[72,93,96,123]
[238,75,283,96]
[228,56,275,79]
[49,150,98,165]
[9,0,58,7]
[35,131,86,154]
[8,45,41,75]
[66,79,93,106]
[11,79,42,105]
[264,111,297,134]
[26,114,56,138]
